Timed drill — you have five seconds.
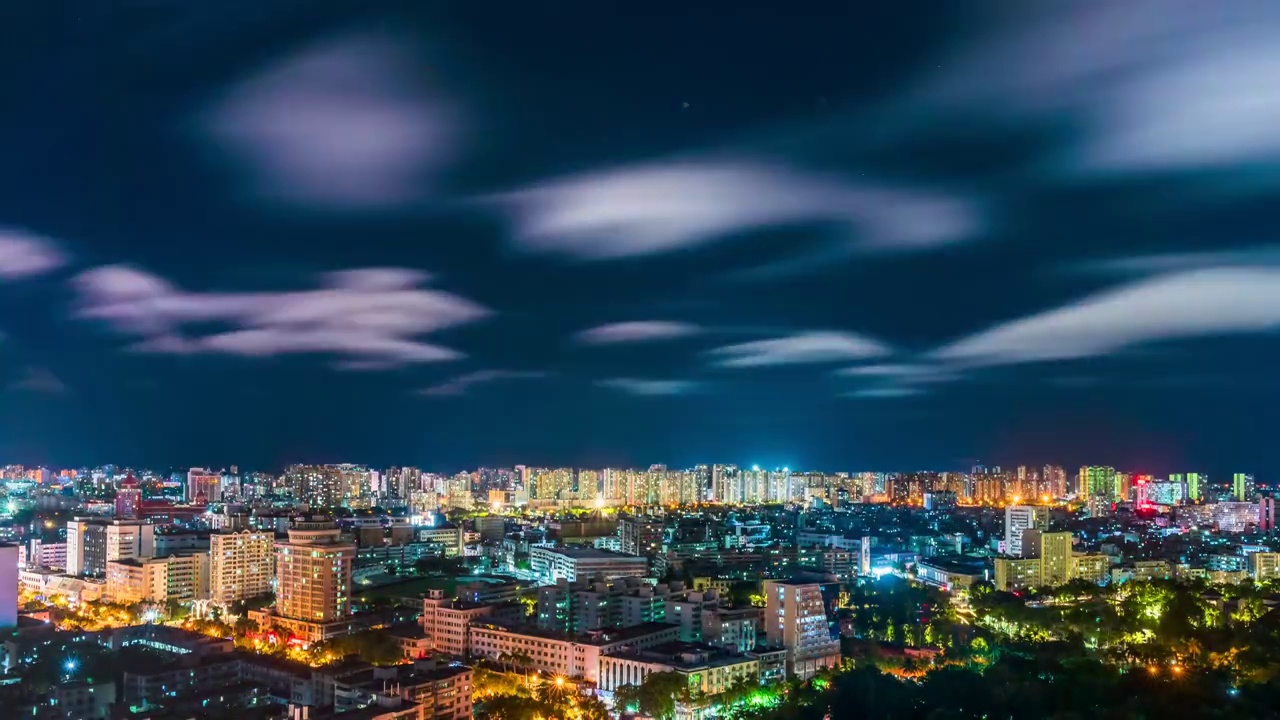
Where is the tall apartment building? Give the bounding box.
[762,579,841,680]
[276,519,354,621]
[106,521,156,563]
[249,518,355,643]
[618,517,664,557]
[209,531,274,605]
[66,519,109,577]
[1004,506,1049,557]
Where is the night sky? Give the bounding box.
[2,2,1280,476]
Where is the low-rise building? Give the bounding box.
[468,621,681,684]
[529,546,648,583]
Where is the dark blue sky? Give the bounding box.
[2,2,1279,477]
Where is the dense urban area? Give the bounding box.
[1,462,1278,719]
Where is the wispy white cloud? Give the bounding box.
[205,34,458,209]
[419,370,546,397]
[0,230,67,279]
[710,331,890,368]
[73,265,487,366]
[836,363,955,381]
[918,2,1280,177]
[500,161,978,261]
[8,367,68,395]
[575,321,701,345]
[596,378,698,396]
[932,268,1280,368]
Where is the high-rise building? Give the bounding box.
[1004,506,1049,557]
[619,516,664,556]
[115,475,142,520]
[209,531,275,605]
[1077,467,1118,502]
[274,519,355,624]
[762,579,841,680]
[1233,473,1254,502]
[1260,496,1276,533]
[1186,473,1202,502]
[66,519,109,577]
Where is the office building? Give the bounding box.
[762,579,841,679]
[209,531,274,605]
[1004,506,1049,557]
[529,546,648,583]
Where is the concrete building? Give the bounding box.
[105,551,209,604]
[619,517,664,556]
[529,546,648,583]
[762,579,841,679]
[209,530,274,605]
[421,590,515,657]
[115,476,142,520]
[598,642,760,697]
[1004,506,1049,558]
[1249,552,1280,583]
[106,521,156,563]
[468,622,680,684]
[250,518,356,644]
[701,607,760,653]
[993,532,1109,591]
[66,519,108,577]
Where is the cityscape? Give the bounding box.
[0,461,1278,718]
[6,1,1280,719]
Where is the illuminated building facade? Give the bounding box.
[209,530,274,605]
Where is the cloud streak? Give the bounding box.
[933,268,1280,368]
[500,161,978,262]
[419,370,546,397]
[205,34,458,209]
[710,331,890,368]
[73,265,487,366]
[0,230,67,280]
[575,321,701,345]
